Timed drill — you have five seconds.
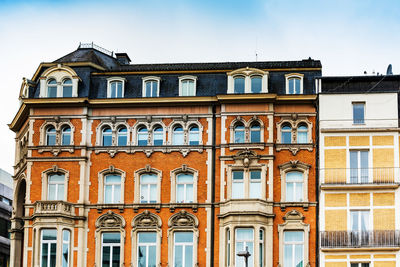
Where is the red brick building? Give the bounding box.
[9,44,320,267]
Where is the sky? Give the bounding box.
[0,0,399,174]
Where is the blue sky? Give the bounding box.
[0,0,399,173]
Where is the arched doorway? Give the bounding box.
[10,178,26,267]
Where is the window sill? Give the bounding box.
[275,143,314,155]
[94,145,204,157]
[276,201,313,211]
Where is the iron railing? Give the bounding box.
[320,168,399,185]
[320,230,400,248]
[78,42,113,57]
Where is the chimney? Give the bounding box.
[115,53,131,65]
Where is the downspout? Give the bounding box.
[315,82,320,267]
[210,104,216,267]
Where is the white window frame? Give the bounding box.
[101,232,121,267]
[97,167,126,204]
[283,231,304,267]
[235,228,254,267]
[134,166,162,204]
[285,73,304,94]
[176,173,194,203]
[179,75,197,96]
[227,68,268,94]
[229,117,265,144]
[285,171,304,202]
[173,232,194,267]
[139,173,158,203]
[41,167,69,201]
[61,78,73,98]
[279,161,310,203]
[46,125,57,146]
[107,77,126,98]
[104,174,122,204]
[137,232,157,267]
[170,165,198,203]
[48,173,65,201]
[61,125,72,145]
[227,167,267,200]
[40,229,58,267]
[142,76,161,97]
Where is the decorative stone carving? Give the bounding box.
[132,210,162,230]
[95,211,126,229]
[283,209,305,222]
[168,210,198,228]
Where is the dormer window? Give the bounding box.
[107,78,125,98]
[142,77,161,97]
[285,73,304,94]
[234,76,245,94]
[179,76,197,96]
[62,79,73,97]
[47,79,57,98]
[39,65,80,98]
[227,68,268,94]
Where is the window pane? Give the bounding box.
[141,174,157,183]
[49,174,64,182]
[103,233,121,243]
[103,128,112,146]
[117,82,123,98]
[42,243,48,267]
[138,246,146,267]
[106,175,121,183]
[152,82,158,97]
[48,184,56,200]
[297,125,308,143]
[295,78,301,94]
[42,229,57,240]
[138,127,148,146]
[234,125,245,143]
[174,245,183,267]
[175,232,193,243]
[287,172,303,182]
[102,246,110,267]
[104,186,112,203]
[138,232,156,243]
[177,184,184,203]
[353,103,365,124]
[50,243,57,267]
[140,184,148,203]
[57,184,64,200]
[153,127,163,145]
[284,231,304,242]
[282,126,292,144]
[146,82,152,97]
[113,185,121,203]
[250,182,261,198]
[48,86,57,98]
[232,180,244,199]
[251,76,262,93]
[250,124,261,143]
[62,230,70,267]
[234,77,245,94]
[294,244,303,267]
[177,174,193,183]
[62,127,71,145]
[112,246,120,267]
[185,245,193,267]
[117,128,127,146]
[173,126,184,145]
[284,244,292,267]
[286,183,294,202]
[47,127,56,145]
[63,86,72,97]
[189,126,199,145]
[186,184,193,203]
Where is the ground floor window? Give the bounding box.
[138,232,157,267]
[284,231,304,267]
[174,232,193,267]
[102,232,121,267]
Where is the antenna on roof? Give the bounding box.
[386,64,393,75]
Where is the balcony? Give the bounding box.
[320,230,400,249]
[320,168,400,189]
[33,201,74,217]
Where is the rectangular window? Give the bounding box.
[232,171,244,199]
[181,80,195,96]
[284,231,304,267]
[137,232,157,267]
[140,174,157,203]
[350,210,370,246]
[176,174,194,203]
[41,229,57,267]
[286,172,303,202]
[48,174,65,201]
[48,87,57,98]
[350,150,369,183]
[62,230,70,267]
[235,228,254,267]
[249,171,261,198]
[104,175,121,204]
[174,232,193,267]
[102,233,121,267]
[259,229,264,267]
[145,81,158,97]
[353,102,365,124]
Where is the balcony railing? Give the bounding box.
[34,201,73,216]
[320,230,400,248]
[320,168,400,185]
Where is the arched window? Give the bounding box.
[176,173,194,203]
[47,79,57,98]
[172,125,184,145]
[234,123,245,143]
[48,173,65,201]
[153,126,163,146]
[250,123,261,143]
[297,124,308,143]
[62,78,73,97]
[181,79,195,96]
[288,77,301,94]
[140,174,157,203]
[117,127,128,146]
[102,127,112,146]
[104,174,121,204]
[46,126,56,145]
[286,172,304,202]
[251,76,262,93]
[189,125,199,145]
[110,81,123,98]
[144,80,158,97]
[137,127,148,146]
[234,76,245,94]
[281,124,292,144]
[61,126,71,145]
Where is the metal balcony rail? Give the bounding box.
[78,42,113,57]
[320,230,400,248]
[320,168,399,184]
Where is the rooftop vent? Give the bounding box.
[115,53,131,65]
[78,42,114,57]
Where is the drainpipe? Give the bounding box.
[210,104,216,267]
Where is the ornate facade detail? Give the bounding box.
[95,211,126,229]
[168,210,199,229]
[38,119,76,155]
[131,210,162,230]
